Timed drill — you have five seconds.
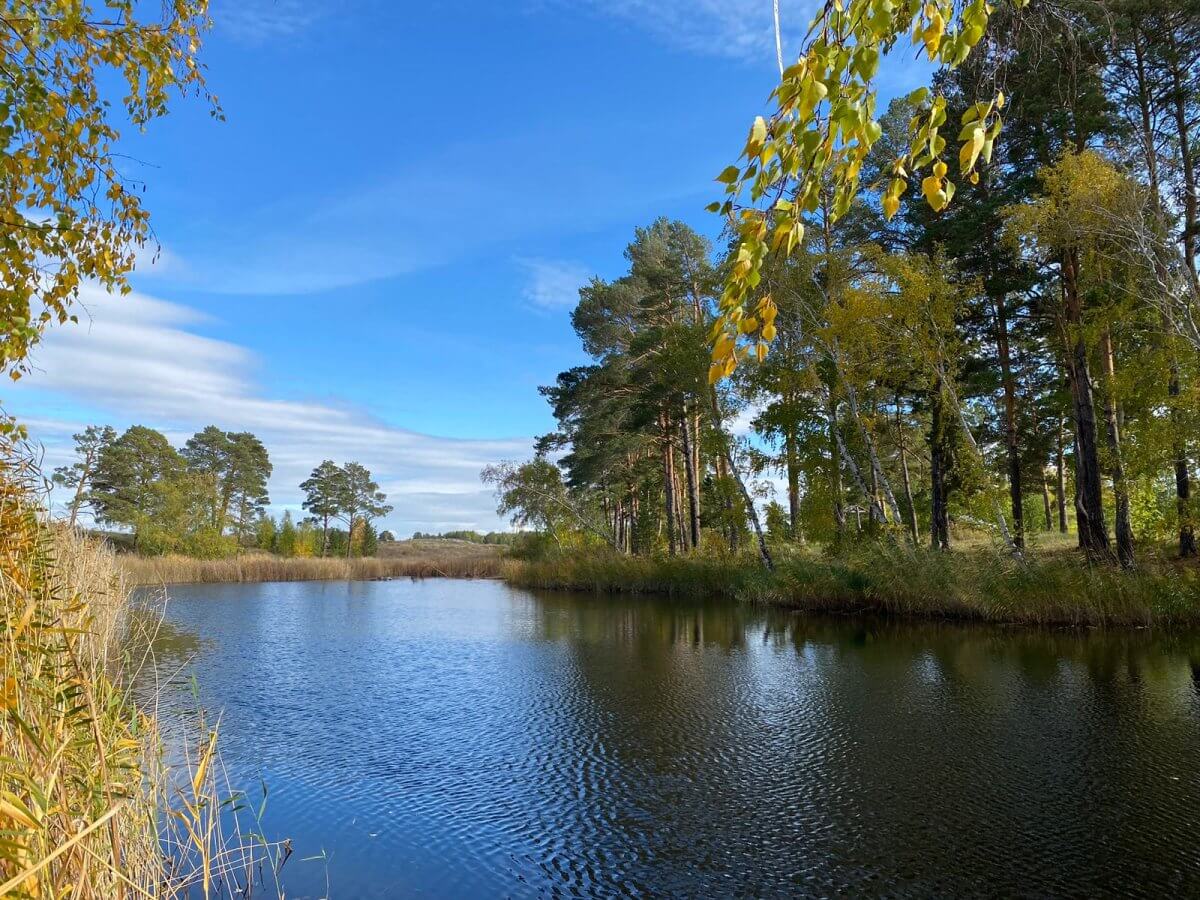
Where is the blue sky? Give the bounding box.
[10,0,924,534]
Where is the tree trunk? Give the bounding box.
[68,459,90,528]
[716,454,739,551]
[661,412,677,556]
[895,393,920,545]
[833,425,886,525]
[691,405,703,547]
[841,376,903,525]
[1041,471,1053,531]
[1100,329,1136,569]
[630,490,640,555]
[1056,420,1069,534]
[1169,33,1200,293]
[993,292,1024,550]
[1138,24,1196,558]
[827,392,846,539]
[930,381,950,551]
[1062,250,1112,559]
[707,390,772,570]
[680,403,702,550]
[674,468,689,552]
[785,424,802,541]
[614,498,623,553]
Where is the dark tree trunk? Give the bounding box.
[1100,330,1136,569]
[674,469,689,552]
[1177,443,1197,558]
[630,490,640,555]
[1062,250,1112,559]
[1041,472,1053,531]
[661,412,677,556]
[1169,33,1200,292]
[679,403,702,550]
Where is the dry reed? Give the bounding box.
[122,542,503,586]
[0,442,281,898]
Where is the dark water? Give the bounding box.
[142,578,1200,898]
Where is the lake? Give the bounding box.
[142,578,1200,898]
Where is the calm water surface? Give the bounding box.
[143,578,1200,898]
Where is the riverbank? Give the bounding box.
[122,539,503,585]
[503,543,1200,629]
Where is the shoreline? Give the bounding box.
[121,548,504,586]
[501,548,1200,631]
[119,545,1200,632]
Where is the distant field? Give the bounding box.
[377,538,504,563]
[122,539,504,585]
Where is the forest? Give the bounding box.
[488,1,1200,588]
[52,424,392,558]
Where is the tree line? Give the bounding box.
[53,425,392,558]
[410,530,518,545]
[486,0,1200,573]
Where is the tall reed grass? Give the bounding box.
[122,546,503,586]
[1,444,280,897]
[505,542,1200,629]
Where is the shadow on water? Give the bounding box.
[139,579,1200,898]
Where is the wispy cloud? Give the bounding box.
[14,285,532,533]
[516,258,591,311]
[570,0,819,62]
[161,120,708,297]
[214,0,325,44]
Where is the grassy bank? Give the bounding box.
[504,543,1200,629]
[1,454,275,896]
[122,539,503,585]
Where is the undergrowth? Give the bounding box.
[504,542,1200,629]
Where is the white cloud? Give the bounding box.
[214,0,324,44]
[132,243,187,279]
[728,399,765,438]
[516,257,591,311]
[13,285,532,534]
[162,119,707,297]
[571,0,819,62]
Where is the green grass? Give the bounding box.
[504,542,1200,629]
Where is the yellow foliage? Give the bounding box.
[707,0,1017,380]
[0,0,216,376]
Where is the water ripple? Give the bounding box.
[139,579,1200,898]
